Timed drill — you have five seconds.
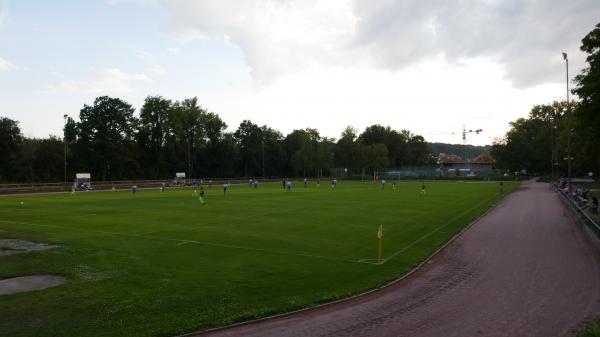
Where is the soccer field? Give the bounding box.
[0,180,517,337]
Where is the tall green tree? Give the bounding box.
[137,96,172,178]
[573,21,600,177]
[286,129,321,177]
[334,126,358,168]
[491,101,570,175]
[166,98,206,177]
[260,126,285,178]
[201,112,229,177]
[0,117,23,181]
[234,120,263,177]
[76,96,138,180]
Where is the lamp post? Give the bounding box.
[562,52,571,184]
[63,114,68,187]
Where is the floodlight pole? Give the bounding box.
[261,137,265,179]
[63,114,68,188]
[563,52,571,184]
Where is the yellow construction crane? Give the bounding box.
[425,126,483,172]
[459,125,483,147]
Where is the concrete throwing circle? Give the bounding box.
[0,275,66,295]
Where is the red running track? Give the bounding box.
[192,182,600,337]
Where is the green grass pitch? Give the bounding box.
[0,180,518,337]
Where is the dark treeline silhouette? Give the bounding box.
[429,143,491,160]
[0,98,436,182]
[491,22,600,178]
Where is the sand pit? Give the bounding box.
[0,239,60,256]
[0,275,66,295]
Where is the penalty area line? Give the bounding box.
[0,219,368,266]
[359,194,497,265]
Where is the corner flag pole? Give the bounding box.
[377,224,383,264]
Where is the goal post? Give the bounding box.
[73,173,91,191]
[174,172,186,186]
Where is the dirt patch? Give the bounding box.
[0,275,66,295]
[0,239,60,256]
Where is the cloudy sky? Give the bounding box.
[0,0,598,145]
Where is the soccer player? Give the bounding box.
[381,178,386,190]
[253,179,258,189]
[304,178,308,187]
[421,182,426,194]
[209,179,213,188]
[500,180,504,194]
[132,184,137,194]
[161,182,165,192]
[223,182,228,196]
[249,178,253,187]
[198,187,206,205]
[332,178,337,189]
[392,182,396,191]
[287,180,292,192]
[317,179,320,187]
[282,179,286,190]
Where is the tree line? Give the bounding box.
[491,22,600,179]
[0,97,435,183]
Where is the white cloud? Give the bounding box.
[159,0,357,85]
[147,65,168,75]
[166,47,180,54]
[199,56,565,146]
[43,68,151,94]
[155,0,600,87]
[0,57,16,72]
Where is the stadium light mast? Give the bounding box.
[63,114,68,187]
[562,52,572,184]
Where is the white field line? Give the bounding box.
[373,194,497,265]
[0,219,368,265]
[0,192,500,266]
[176,191,511,337]
[137,207,296,237]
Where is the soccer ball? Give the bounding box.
[20,201,24,205]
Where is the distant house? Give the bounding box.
[469,153,495,174]
[438,153,494,176]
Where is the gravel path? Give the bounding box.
[0,275,66,295]
[193,182,600,337]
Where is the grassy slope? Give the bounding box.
[576,320,600,337]
[0,181,517,337]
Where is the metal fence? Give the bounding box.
[0,178,283,195]
[557,185,600,237]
